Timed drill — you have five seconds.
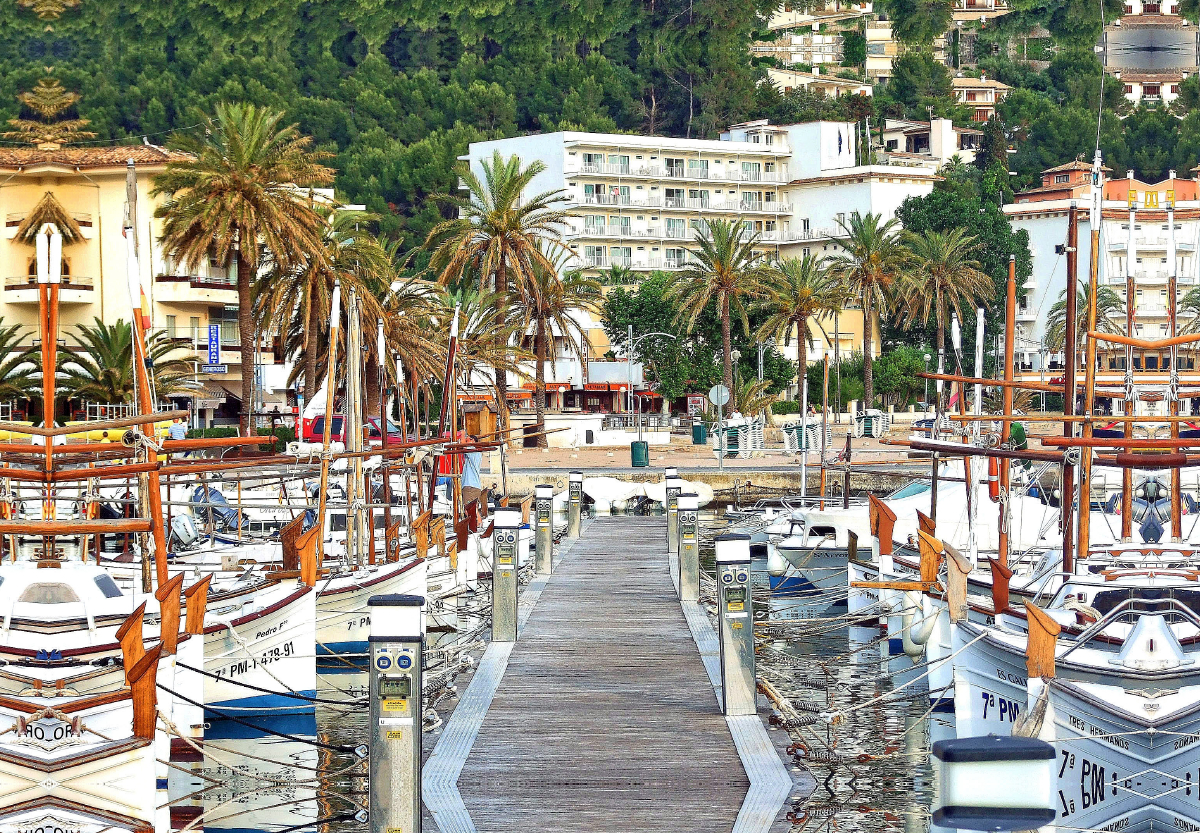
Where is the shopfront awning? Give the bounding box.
[522,382,571,391]
[506,389,532,399]
[584,383,611,391]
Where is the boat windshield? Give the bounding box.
[890,482,931,500]
[1090,587,1200,619]
[17,583,81,604]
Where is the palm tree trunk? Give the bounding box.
[797,319,810,403]
[494,259,512,445]
[365,352,381,424]
[236,247,255,437]
[935,316,945,412]
[721,296,733,417]
[303,299,321,404]
[534,316,547,449]
[862,294,874,410]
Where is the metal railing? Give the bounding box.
[156,271,236,287]
[5,274,95,290]
[602,413,671,431]
[571,166,790,184]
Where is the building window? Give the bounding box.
[687,159,709,178]
[664,188,686,208]
[610,246,631,267]
[1054,174,1069,184]
[665,158,685,177]
[607,154,630,173]
[666,218,687,239]
[741,161,762,181]
[165,315,177,337]
[688,188,710,207]
[582,152,604,171]
[665,248,686,268]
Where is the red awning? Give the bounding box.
[522,382,572,391]
[506,390,532,399]
[584,383,610,391]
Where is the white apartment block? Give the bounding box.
[463,119,945,278]
[768,1,873,31]
[1005,169,1200,411]
[952,0,1013,21]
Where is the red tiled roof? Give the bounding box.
[0,143,193,170]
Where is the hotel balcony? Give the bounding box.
[567,164,790,184]
[4,274,95,304]
[573,194,790,214]
[154,271,238,303]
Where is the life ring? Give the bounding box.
[988,456,1000,503]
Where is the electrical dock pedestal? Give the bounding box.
[665,473,682,554]
[422,512,796,833]
[491,508,520,643]
[368,593,423,833]
[677,492,700,602]
[534,483,553,575]
[715,534,757,716]
[567,470,582,539]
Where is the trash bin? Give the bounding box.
[691,421,708,445]
[630,440,649,467]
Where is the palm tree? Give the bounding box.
[1177,286,1200,335]
[757,255,844,401]
[668,219,774,415]
[259,209,395,411]
[424,151,570,436]
[510,252,601,447]
[731,367,776,417]
[1044,281,1126,355]
[0,320,38,406]
[153,102,334,435]
[897,228,995,408]
[59,318,194,406]
[827,211,905,409]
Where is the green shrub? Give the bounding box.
[771,400,801,415]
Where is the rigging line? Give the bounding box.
[173,660,366,705]
[1095,0,1107,152]
[157,684,365,755]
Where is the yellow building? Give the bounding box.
[0,143,284,426]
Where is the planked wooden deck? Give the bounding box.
[456,516,749,832]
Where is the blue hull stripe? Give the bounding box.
[205,689,317,718]
[317,640,367,655]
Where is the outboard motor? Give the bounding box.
[171,513,200,548]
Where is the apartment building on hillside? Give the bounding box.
[767,66,874,98]
[951,75,1011,122]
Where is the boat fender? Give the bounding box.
[900,591,936,658]
[766,546,788,578]
[987,456,1000,502]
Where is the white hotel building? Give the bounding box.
[460,118,977,417]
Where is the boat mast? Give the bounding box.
[35,224,60,521]
[1169,175,1182,541]
[346,286,366,568]
[316,281,341,566]
[1077,150,1105,560]
[1121,173,1136,540]
[998,255,1016,568]
[1062,203,1079,574]
[124,161,168,590]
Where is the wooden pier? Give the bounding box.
[425,516,792,833]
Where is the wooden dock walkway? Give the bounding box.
[425,516,791,833]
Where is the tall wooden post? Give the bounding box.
[998,255,1016,568]
[1078,152,1104,559]
[1062,204,1078,574]
[1121,200,1136,540]
[316,282,342,566]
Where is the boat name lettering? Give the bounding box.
[1099,817,1130,832]
[21,718,75,742]
[348,615,370,631]
[1175,734,1200,751]
[18,826,82,833]
[995,668,1027,687]
[1175,819,1200,831]
[254,618,288,640]
[1067,714,1130,750]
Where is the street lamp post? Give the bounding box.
[627,324,677,442]
[923,353,932,412]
